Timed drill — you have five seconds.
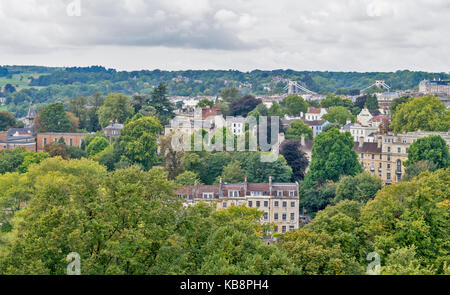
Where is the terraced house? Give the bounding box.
[355,131,450,185]
[175,177,300,234]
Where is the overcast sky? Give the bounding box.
[0,0,449,72]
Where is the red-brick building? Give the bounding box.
[37,133,88,151]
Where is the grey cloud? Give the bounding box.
[0,0,449,72]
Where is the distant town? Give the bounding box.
[0,66,449,275]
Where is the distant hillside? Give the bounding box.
[1,65,449,117]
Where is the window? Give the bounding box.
[387,147,391,153]
[361,153,364,159]
[274,213,279,220]
[290,213,295,220]
[203,193,214,199]
[251,191,262,196]
[387,155,391,161]
[387,173,391,180]
[371,154,374,159]
[43,138,47,146]
[248,201,252,207]
[379,163,382,168]
[289,225,295,231]
[264,201,268,207]
[274,226,278,232]
[282,213,287,221]
[379,154,382,160]
[274,201,279,207]
[54,138,58,142]
[397,160,402,172]
[289,191,295,197]
[228,190,239,197]
[282,226,286,233]
[291,202,295,208]
[222,202,227,208]
[263,212,268,220]
[256,201,260,207]
[69,138,73,146]
[277,190,283,197]
[397,147,401,153]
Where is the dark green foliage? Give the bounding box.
[280,140,309,181]
[300,181,337,215]
[304,128,362,187]
[38,103,72,132]
[405,135,449,169]
[229,95,261,117]
[334,173,382,204]
[0,111,20,131]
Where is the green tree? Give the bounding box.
[381,246,436,275]
[389,96,411,115]
[300,180,337,215]
[86,137,110,157]
[404,135,449,169]
[403,160,437,182]
[320,94,352,108]
[230,152,292,183]
[364,95,379,110]
[219,87,240,102]
[304,128,362,186]
[279,229,363,275]
[0,159,182,274]
[220,161,245,183]
[97,93,134,128]
[279,140,309,181]
[229,95,261,117]
[285,120,313,140]
[17,152,49,173]
[391,95,450,133]
[37,103,72,132]
[306,200,365,260]
[148,83,175,126]
[160,132,185,180]
[361,169,449,273]
[0,111,19,131]
[284,95,308,116]
[120,116,163,170]
[334,172,382,204]
[322,106,355,126]
[43,142,68,159]
[197,99,214,108]
[175,171,202,185]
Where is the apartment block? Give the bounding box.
[354,131,450,185]
[175,177,300,234]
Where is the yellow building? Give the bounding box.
[175,177,300,234]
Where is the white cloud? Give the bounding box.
[0,0,448,72]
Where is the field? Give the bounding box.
[0,73,46,91]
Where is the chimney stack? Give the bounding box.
[269,176,273,196]
[244,176,248,196]
[359,136,364,148]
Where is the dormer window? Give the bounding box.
[203,193,214,199]
[250,191,262,196]
[228,190,239,197]
[289,191,295,197]
[277,190,283,197]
